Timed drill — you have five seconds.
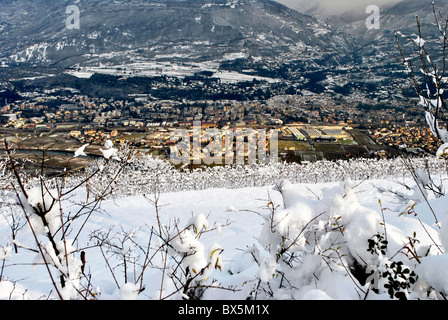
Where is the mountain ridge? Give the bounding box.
[0,0,346,69]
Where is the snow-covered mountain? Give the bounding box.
[0,0,346,70]
[1,0,447,101]
[301,0,448,64]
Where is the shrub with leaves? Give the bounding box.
[382,261,417,300]
[365,232,418,299]
[367,233,388,256]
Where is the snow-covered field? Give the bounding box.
[66,58,279,83]
[1,156,448,300]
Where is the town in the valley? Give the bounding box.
[0,88,439,174]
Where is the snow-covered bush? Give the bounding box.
[165,214,226,300]
[395,3,448,145]
[231,174,448,300]
[88,187,234,300]
[68,155,446,197]
[240,180,380,299]
[0,141,135,299]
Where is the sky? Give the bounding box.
[275,0,404,16]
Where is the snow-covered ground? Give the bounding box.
[1,162,448,300]
[66,58,279,83]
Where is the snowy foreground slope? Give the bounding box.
[1,158,448,300]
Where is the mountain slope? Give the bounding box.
[3,0,444,101]
[0,0,347,70]
[316,0,448,64]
